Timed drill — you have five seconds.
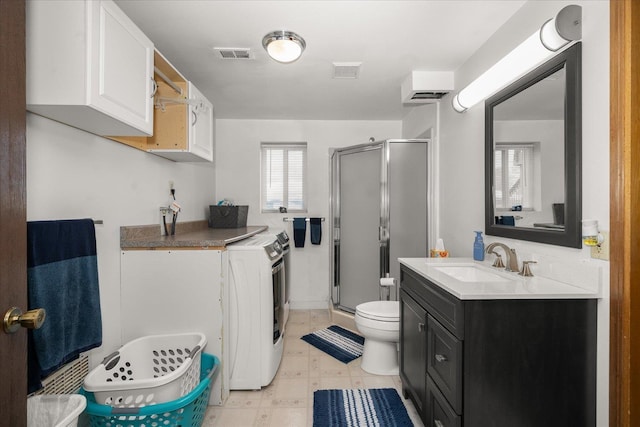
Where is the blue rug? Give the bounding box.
[301,325,364,364]
[313,388,414,427]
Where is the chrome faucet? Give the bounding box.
[485,242,519,272]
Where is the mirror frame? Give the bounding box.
[485,42,582,248]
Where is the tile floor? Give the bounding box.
[202,309,424,426]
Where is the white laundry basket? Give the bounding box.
[83,332,206,407]
[27,394,86,427]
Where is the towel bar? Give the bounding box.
[282,217,324,222]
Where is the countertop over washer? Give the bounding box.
[121,220,268,249]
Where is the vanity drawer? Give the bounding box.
[401,267,464,339]
[427,315,462,414]
[426,376,461,427]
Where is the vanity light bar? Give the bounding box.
[452,5,582,113]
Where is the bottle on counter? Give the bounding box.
[473,231,485,261]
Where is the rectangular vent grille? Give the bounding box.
[332,62,362,79]
[213,48,253,60]
[411,91,449,100]
[29,354,89,396]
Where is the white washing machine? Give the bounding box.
[259,230,291,331]
[227,234,285,390]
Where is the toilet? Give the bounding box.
[354,300,400,375]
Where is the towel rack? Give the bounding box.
[93,220,103,225]
[282,217,325,222]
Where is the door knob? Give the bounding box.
[3,307,46,334]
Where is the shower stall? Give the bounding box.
[330,139,430,313]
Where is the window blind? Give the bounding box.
[495,143,534,209]
[261,142,307,212]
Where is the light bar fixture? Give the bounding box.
[452,5,582,113]
[262,30,306,63]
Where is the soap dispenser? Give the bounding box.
[473,231,485,261]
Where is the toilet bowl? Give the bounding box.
[354,300,400,375]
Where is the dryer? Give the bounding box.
[227,234,284,390]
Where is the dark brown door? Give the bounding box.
[0,0,27,424]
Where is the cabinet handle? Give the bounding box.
[150,78,158,98]
[418,322,425,332]
[435,354,448,363]
[191,110,198,126]
[434,420,445,427]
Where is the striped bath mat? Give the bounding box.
[313,388,413,427]
[302,325,364,363]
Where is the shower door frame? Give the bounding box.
[330,138,433,313]
[330,141,390,313]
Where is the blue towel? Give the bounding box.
[293,218,307,248]
[501,216,516,226]
[27,219,102,392]
[310,218,322,245]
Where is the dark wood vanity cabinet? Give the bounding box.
[399,265,597,427]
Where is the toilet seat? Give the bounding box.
[355,301,399,322]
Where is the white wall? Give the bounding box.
[215,119,401,308]
[404,1,610,425]
[26,113,216,366]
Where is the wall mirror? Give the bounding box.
[485,42,582,248]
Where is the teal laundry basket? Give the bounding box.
[80,353,218,427]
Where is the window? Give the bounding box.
[494,143,535,210]
[261,142,307,212]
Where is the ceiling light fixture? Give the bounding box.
[452,4,582,113]
[262,30,306,63]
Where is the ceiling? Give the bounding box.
[115,0,526,121]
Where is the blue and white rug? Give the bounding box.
[313,388,414,427]
[301,325,364,363]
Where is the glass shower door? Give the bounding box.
[334,145,384,312]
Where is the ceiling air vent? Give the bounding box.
[332,62,362,79]
[411,91,449,100]
[213,48,253,60]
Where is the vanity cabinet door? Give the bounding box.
[426,376,461,427]
[399,289,427,420]
[427,315,462,414]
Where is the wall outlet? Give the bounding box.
[590,231,609,261]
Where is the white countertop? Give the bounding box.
[399,257,600,300]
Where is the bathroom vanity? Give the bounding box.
[398,258,598,427]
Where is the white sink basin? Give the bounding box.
[433,265,510,283]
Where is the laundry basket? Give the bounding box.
[83,333,206,407]
[80,353,218,427]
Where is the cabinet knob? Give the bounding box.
[435,354,448,363]
[150,78,158,98]
[418,322,425,332]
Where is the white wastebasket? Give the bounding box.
[27,394,86,427]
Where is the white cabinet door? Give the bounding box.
[120,249,229,405]
[188,82,215,162]
[26,0,154,136]
[88,0,154,134]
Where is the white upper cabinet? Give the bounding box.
[147,81,215,162]
[112,51,215,163]
[27,0,154,136]
[188,83,214,162]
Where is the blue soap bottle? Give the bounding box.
[473,231,485,261]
